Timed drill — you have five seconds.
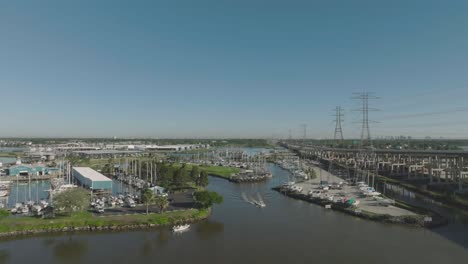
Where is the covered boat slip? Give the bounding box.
[72,167,112,190]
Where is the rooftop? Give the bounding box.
[72,167,112,182]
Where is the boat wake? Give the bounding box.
[242,192,266,208]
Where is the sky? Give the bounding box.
[1,0,468,139]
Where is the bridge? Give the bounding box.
[283,142,468,192]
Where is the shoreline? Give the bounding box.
[0,208,211,240]
[272,186,448,228]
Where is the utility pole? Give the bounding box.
[333,106,344,142]
[300,124,307,141]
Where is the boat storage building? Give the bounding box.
[72,167,112,190]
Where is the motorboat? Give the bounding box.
[173,224,190,232]
[254,200,266,208]
[309,190,322,198]
[31,205,43,216]
[21,205,29,214]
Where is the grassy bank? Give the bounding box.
[199,165,240,178]
[0,209,210,236]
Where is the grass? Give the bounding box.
[199,165,240,178]
[0,209,210,234]
[170,163,241,179]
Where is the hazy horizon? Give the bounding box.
[1,1,468,139]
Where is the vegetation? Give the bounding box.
[0,209,210,234]
[306,168,317,179]
[199,165,240,178]
[154,195,169,213]
[141,188,156,215]
[193,191,223,209]
[53,188,90,216]
[0,209,10,220]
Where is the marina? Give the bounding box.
[0,164,467,264]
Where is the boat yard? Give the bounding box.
[290,166,417,217]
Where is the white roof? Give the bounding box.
[72,167,112,182]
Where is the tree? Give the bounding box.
[53,188,90,216]
[196,170,209,187]
[154,195,169,213]
[172,168,183,187]
[141,188,156,215]
[190,166,200,181]
[307,168,317,179]
[193,191,223,209]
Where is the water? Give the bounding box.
[3,180,51,208]
[0,164,467,263]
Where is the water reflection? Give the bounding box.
[52,237,88,264]
[140,229,171,257]
[195,221,224,240]
[0,249,10,264]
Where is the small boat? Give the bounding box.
[21,205,29,214]
[0,190,8,197]
[173,224,190,232]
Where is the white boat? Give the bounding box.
[21,205,29,214]
[254,200,266,208]
[173,224,190,232]
[0,190,8,197]
[31,205,43,216]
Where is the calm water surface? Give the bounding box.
[0,164,467,264]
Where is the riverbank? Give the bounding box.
[0,208,210,239]
[272,186,446,228]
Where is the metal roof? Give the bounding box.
[72,167,112,182]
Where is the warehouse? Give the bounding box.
[72,167,112,190]
[7,164,58,176]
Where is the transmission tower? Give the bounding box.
[352,92,379,147]
[333,106,344,142]
[300,124,307,141]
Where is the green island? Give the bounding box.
[0,209,210,237]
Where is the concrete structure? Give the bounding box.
[285,142,468,192]
[72,167,112,190]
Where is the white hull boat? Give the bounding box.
[173,224,190,232]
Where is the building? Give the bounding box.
[6,164,58,177]
[72,167,112,190]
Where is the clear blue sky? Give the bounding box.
[1,0,468,138]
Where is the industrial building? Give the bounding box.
[72,167,112,190]
[72,150,142,158]
[6,164,59,177]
